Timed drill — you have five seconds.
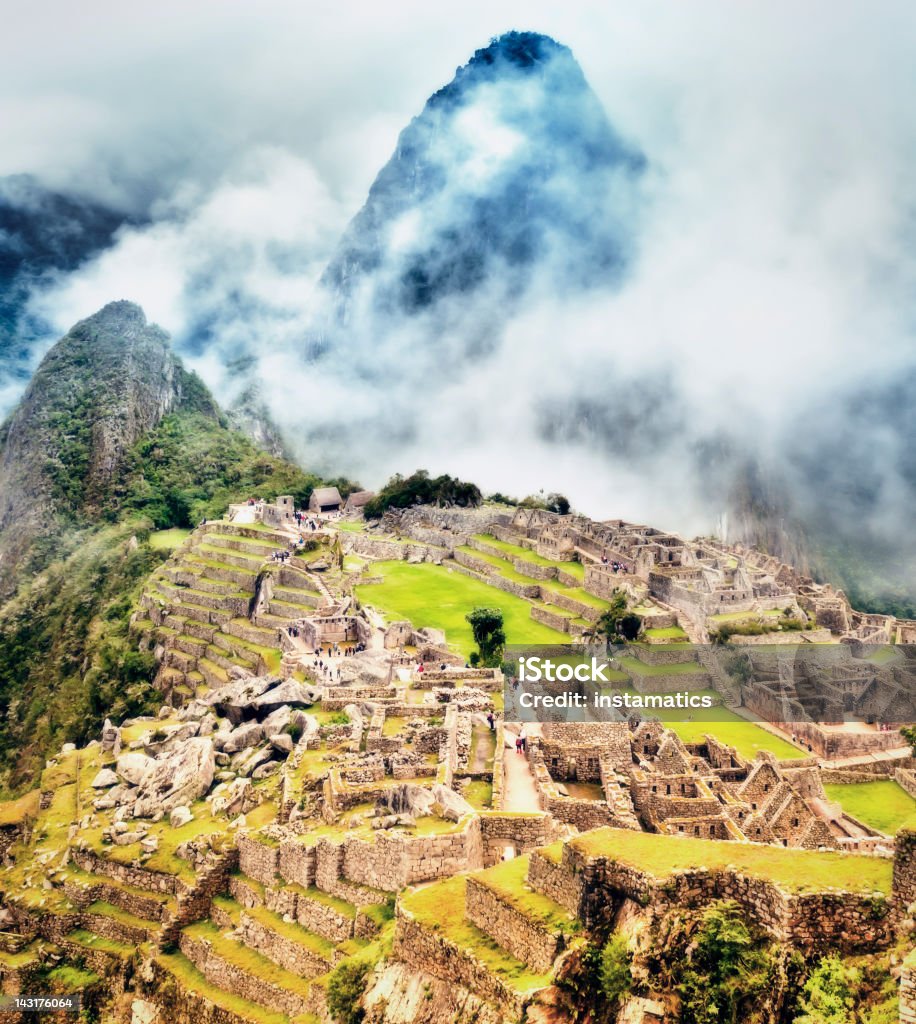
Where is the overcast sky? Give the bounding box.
[4,1,916,533]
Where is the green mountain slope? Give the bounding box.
[0,302,351,791]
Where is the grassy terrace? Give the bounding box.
[157,951,289,1024]
[472,535,585,579]
[825,780,916,835]
[401,875,554,991]
[354,561,568,656]
[571,827,893,894]
[618,655,706,677]
[185,919,316,999]
[148,528,192,551]
[475,855,579,935]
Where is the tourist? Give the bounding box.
[519,728,527,753]
[487,712,495,731]
[515,735,523,754]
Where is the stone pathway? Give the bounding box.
[501,728,541,812]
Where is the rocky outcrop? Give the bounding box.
[0,301,219,595]
[133,738,216,817]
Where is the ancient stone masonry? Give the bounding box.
[2,498,915,1024]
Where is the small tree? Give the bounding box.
[599,933,633,1005]
[327,960,370,1024]
[596,592,642,643]
[793,954,857,1024]
[466,607,506,667]
[901,726,916,756]
[545,492,571,515]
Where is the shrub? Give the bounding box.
[793,953,857,1024]
[599,933,633,1004]
[327,960,370,1024]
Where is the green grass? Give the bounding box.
[644,626,688,640]
[48,965,100,990]
[477,856,579,934]
[572,827,893,894]
[463,780,493,809]
[824,780,916,835]
[354,561,569,656]
[402,875,555,991]
[157,951,289,1024]
[148,528,192,551]
[334,521,366,533]
[185,920,316,998]
[651,697,805,761]
[473,535,584,578]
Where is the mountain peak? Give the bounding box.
[0,303,218,594]
[311,31,643,370]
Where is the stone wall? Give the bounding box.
[893,830,916,907]
[71,848,180,896]
[236,910,330,977]
[393,908,529,1021]
[236,834,279,888]
[901,951,916,1024]
[465,876,564,973]
[478,812,561,866]
[178,930,309,1017]
[526,850,586,916]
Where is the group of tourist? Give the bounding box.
[514,728,528,754]
[270,550,291,563]
[600,555,631,574]
[294,510,321,531]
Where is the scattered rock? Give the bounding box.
[91,768,119,789]
[169,806,193,828]
[101,718,121,755]
[133,738,216,817]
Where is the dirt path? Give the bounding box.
[501,728,541,812]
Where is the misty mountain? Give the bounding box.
[0,175,129,388]
[307,31,645,371]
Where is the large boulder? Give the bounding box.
[250,680,319,715]
[132,738,216,818]
[91,768,119,789]
[209,675,283,725]
[221,721,264,754]
[232,746,274,778]
[116,752,156,786]
[381,783,474,822]
[261,706,292,735]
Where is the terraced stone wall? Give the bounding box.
[464,875,564,973]
[392,908,528,1021]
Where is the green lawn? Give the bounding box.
[824,780,916,835]
[148,528,192,550]
[660,706,805,761]
[354,561,569,655]
[572,827,893,894]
